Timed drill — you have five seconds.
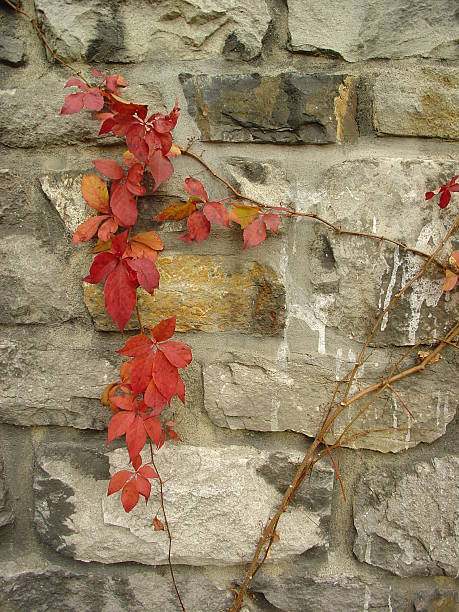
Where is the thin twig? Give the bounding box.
[3,0,90,84]
[181,147,447,272]
[150,443,186,612]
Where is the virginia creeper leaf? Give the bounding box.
[154,200,197,221]
[81,174,110,212]
[159,341,192,368]
[83,252,117,284]
[179,210,210,243]
[184,177,208,201]
[152,350,178,402]
[229,205,260,229]
[143,416,162,446]
[126,415,147,461]
[93,159,125,180]
[131,231,164,252]
[148,149,173,190]
[107,411,136,444]
[203,201,230,227]
[135,474,151,501]
[60,92,84,115]
[121,478,139,513]
[110,182,138,227]
[151,316,176,342]
[153,517,164,531]
[127,258,160,293]
[138,465,159,479]
[118,334,152,357]
[73,215,109,244]
[262,213,280,233]
[108,470,132,495]
[243,217,266,249]
[104,262,138,332]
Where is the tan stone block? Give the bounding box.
[84,254,285,335]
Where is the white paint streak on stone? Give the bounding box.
[372,216,377,233]
[290,293,334,355]
[0,89,17,96]
[436,394,442,427]
[270,399,280,431]
[388,587,393,612]
[363,585,371,611]
[392,397,398,430]
[276,240,290,368]
[381,246,401,331]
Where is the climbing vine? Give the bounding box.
[5,2,458,610]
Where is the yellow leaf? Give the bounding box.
[229,205,260,229]
[81,174,109,213]
[154,200,197,221]
[92,238,112,253]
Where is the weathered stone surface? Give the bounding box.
[0,170,29,228]
[0,327,118,428]
[34,442,333,565]
[35,0,270,62]
[0,234,82,325]
[292,158,459,348]
[373,68,459,140]
[84,255,286,335]
[0,73,161,148]
[0,35,25,66]
[353,456,459,576]
[180,73,358,144]
[0,456,14,528]
[0,563,239,612]
[252,557,459,612]
[40,171,90,235]
[288,0,459,61]
[203,350,457,453]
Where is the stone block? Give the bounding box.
[0,327,118,428]
[0,456,14,528]
[33,442,333,565]
[0,35,25,66]
[353,455,458,576]
[35,0,270,62]
[203,350,457,453]
[373,68,459,140]
[288,0,459,61]
[84,255,286,335]
[180,73,358,144]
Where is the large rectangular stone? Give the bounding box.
[288,0,459,62]
[84,255,285,335]
[33,442,333,566]
[373,68,459,140]
[35,0,270,62]
[180,73,358,144]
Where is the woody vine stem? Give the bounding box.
[7,3,458,611]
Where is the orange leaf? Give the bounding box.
[128,242,158,262]
[442,269,458,292]
[81,174,110,212]
[131,231,164,251]
[229,204,260,229]
[154,200,197,221]
[152,517,164,531]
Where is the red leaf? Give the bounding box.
[179,210,210,243]
[184,177,208,201]
[127,258,160,293]
[143,415,162,446]
[131,231,163,252]
[107,411,136,444]
[83,89,104,111]
[144,379,168,413]
[159,341,192,368]
[72,215,109,244]
[439,190,451,209]
[425,191,435,200]
[126,415,147,461]
[94,159,125,180]
[108,470,132,495]
[126,164,145,196]
[98,217,118,242]
[132,455,142,471]
[60,92,85,115]
[151,316,176,342]
[121,478,139,513]
[126,124,149,164]
[104,262,138,332]
[203,202,230,227]
[152,350,178,402]
[135,474,151,501]
[175,376,185,404]
[112,395,137,411]
[64,77,87,90]
[148,149,173,190]
[110,182,138,227]
[262,213,280,233]
[118,334,152,357]
[110,230,129,257]
[83,252,117,284]
[130,351,155,396]
[243,217,266,249]
[138,465,158,479]
[152,516,164,531]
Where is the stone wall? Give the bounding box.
[0,1,458,610]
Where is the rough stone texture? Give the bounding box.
[288,0,459,61]
[34,442,333,566]
[0,456,14,528]
[0,234,82,326]
[353,456,459,577]
[203,350,457,453]
[252,557,459,612]
[0,35,25,66]
[180,73,358,144]
[292,158,459,348]
[0,73,162,148]
[373,68,459,140]
[84,255,286,335]
[0,170,30,229]
[0,327,118,429]
[40,172,91,235]
[35,0,270,62]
